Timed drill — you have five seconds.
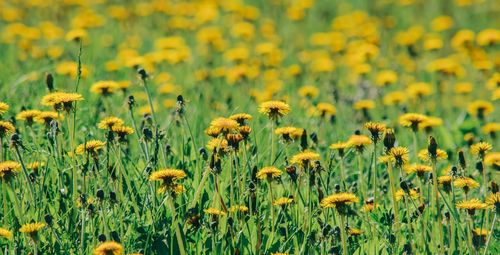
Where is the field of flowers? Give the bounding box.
[0,0,499,254]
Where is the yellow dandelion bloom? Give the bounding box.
[275,127,303,141]
[229,113,253,125]
[16,109,41,123]
[256,166,282,180]
[0,161,21,180]
[98,117,124,130]
[0,102,9,114]
[467,100,494,118]
[75,140,106,155]
[209,117,239,133]
[404,164,432,175]
[93,241,124,255]
[456,199,488,211]
[353,100,375,110]
[273,197,294,206]
[453,177,480,190]
[290,151,321,166]
[395,189,419,201]
[0,227,12,240]
[0,121,15,136]
[364,122,386,141]
[347,134,372,150]
[470,142,492,157]
[204,208,226,216]
[34,111,62,125]
[41,92,83,111]
[258,100,291,119]
[228,205,249,213]
[90,80,119,95]
[19,222,45,235]
[316,102,336,117]
[399,113,428,130]
[418,149,448,162]
[320,192,359,208]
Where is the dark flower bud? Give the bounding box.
[142,128,153,141]
[310,132,318,144]
[476,161,483,173]
[428,136,438,158]
[111,231,120,242]
[109,191,117,203]
[127,95,135,109]
[491,181,499,193]
[96,189,104,200]
[98,234,106,242]
[458,150,466,169]
[199,148,208,160]
[46,73,54,92]
[354,130,361,135]
[44,214,53,226]
[383,129,396,152]
[451,166,458,177]
[300,129,308,151]
[137,68,148,80]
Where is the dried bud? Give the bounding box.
[137,68,148,80]
[428,136,438,158]
[383,129,396,152]
[458,150,466,169]
[46,73,54,92]
[127,95,135,109]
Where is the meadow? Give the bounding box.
[0,0,499,254]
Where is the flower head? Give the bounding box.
[389,147,410,166]
[75,140,106,156]
[453,177,480,192]
[41,92,83,111]
[93,241,124,255]
[98,117,124,130]
[364,122,386,141]
[456,199,488,215]
[399,113,428,131]
[229,113,252,125]
[275,127,303,142]
[258,100,291,119]
[418,149,447,162]
[16,109,41,125]
[0,102,9,115]
[19,222,45,238]
[0,227,12,240]
[256,166,282,180]
[204,208,226,216]
[209,117,239,133]
[470,142,492,158]
[320,192,359,211]
[273,197,294,206]
[467,100,494,119]
[149,169,187,193]
[0,161,21,181]
[0,121,15,138]
[347,134,372,151]
[90,80,119,96]
[290,151,321,167]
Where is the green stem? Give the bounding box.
[482,213,496,255]
[167,195,187,255]
[339,213,348,255]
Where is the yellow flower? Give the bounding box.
[320,192,359,208]
[0,121,15,137]
[75,140,106,155]
[476,28,500,46]
[454,82,473,94]
[484,152,500,168]
[453,177,480,190]
[316,103,336,117]
[407,82,433,98]
[348,228,364,236]
[19,222,45,235]
[431,16,453,31]
[298,85,319,99]
[93,241,124,255]
[419,117,443,130]
[16,109,41,123]
[290,151,321,167]
[256,166,282,180]
[347,134,372,150]
[275,127,303,141]
[364,122,386,141]
[41,92,84,111]
[395,188,419,201]
[0,161,21,180]
[353,100,375,110]
[0,227,12,240]
[0,102,9,115]
[375,70,398,86]
[418,149,448,162]
[228,205,249,213]
[229,113,252,125]
[209,117,239,133]
[470,142,492,157]
[90,81,119,95]
[467,100,494,118]
[389,147,410,166]
[383,91,407,106]
[399,113,428,131]
[273,197,294,206]
[404,164,432,175]
[482,122,500,135]
[206,138,229,152]
[258,100,291,119]
[204,208,226,216]
[112,125,134,137]
[34,111,62,125]
[98,117,124,130]
[456,199,488,214]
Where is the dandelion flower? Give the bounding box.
[41,92,83,112]
[256,166,282,180]
[470,142,492,158]
[399,113,428,131]
[348,228,364,236]
[453,177,480,192]
[0,121,15,137]
[290,151,321,167]
[467,100,494,119]
[347,134,372,151]
[320,192,359,208]
[229,113,252,125]
[395,189,419,201]
[364,122,386,141]
[204,208,226,216]
[0,227,12,240]
[34,111,62,125]
[19,222,45,237]
[388,147,410,166]
[273,197,294,206]
[98,117,124,130]
[75,140,106,155]
[405,164,432,176]
[316,103,336,117]
[93,241,124,255]
[209,117,239,133]
[90,80,119,96]
[0,102,9,115]
[0,161,21,181]
[353,100,375,110]
[418,149,447,162]
[16,109,41,125]
[228,205,249,213]
[275,127,303,142]
[456,199,488,215]
[258,100,291,119]
[149,169,187,192]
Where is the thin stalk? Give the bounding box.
[482,212,496,255]
[339,213,348,255]
[371,142,378,201]
[268,180,275,233]
[387,163,400,238]
[167,195,186,255]
[13,146,35,204]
